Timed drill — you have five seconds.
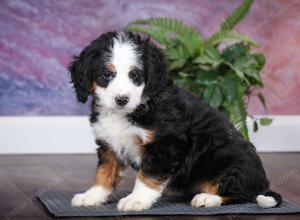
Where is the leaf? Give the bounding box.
[165,45,189,60]
[253,53,266,69]
[258,92,267,110]
[174,76,192,89]
[253,120,259,132]
[194,47,222,68]
[178,72,189,77]
[196,70,219,86]
[222,43,263,86]
[170,59,186,70]
[221,0,254,30]
[259,117,273,126]
[233,56,262,84]
[206,30,257,47]
[222,43,248,63]
[203,85,223,108]
[127,17,203,56]
[224,62,249,85]
[223,85,249,140]
[129,17,199,39]
[220,77,237,101]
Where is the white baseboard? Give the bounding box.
[0,117,97,154]
[248,116,300,152]
[0,116,299,154]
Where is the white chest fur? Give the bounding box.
[91,111,152,167]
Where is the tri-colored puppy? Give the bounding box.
[68,31,281,211]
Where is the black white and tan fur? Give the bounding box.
[68,31,282,211]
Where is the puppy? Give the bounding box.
[68,31,281,211]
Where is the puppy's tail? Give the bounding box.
[256,190,282,208]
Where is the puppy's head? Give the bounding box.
[68,31,168,113]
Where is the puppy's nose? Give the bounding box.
[115,95,129,106]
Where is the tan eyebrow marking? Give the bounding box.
[106,64,116,72]
[129,65,137,71]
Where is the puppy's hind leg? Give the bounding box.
[191,181,225,208]
[191,174,258,208]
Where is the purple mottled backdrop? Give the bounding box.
[0,0,299,115]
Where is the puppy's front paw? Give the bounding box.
[71,186,110,207]
[117,194,152,211]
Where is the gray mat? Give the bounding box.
[37,190,300,217]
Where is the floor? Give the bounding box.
[0,153,299,220]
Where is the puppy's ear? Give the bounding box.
[142,39,170,98]
[68,48,95,103]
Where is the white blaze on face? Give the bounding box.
[95,34,144,113]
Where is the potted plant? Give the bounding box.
[126,0,272,140]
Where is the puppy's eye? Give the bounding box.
[103,70,115,80]
[129,69,140,80]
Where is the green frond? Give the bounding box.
[221,0,253,30]
[128,17,200,40]
[127,17,203,56]
[223,85,249,140]
[206,30,257,47]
